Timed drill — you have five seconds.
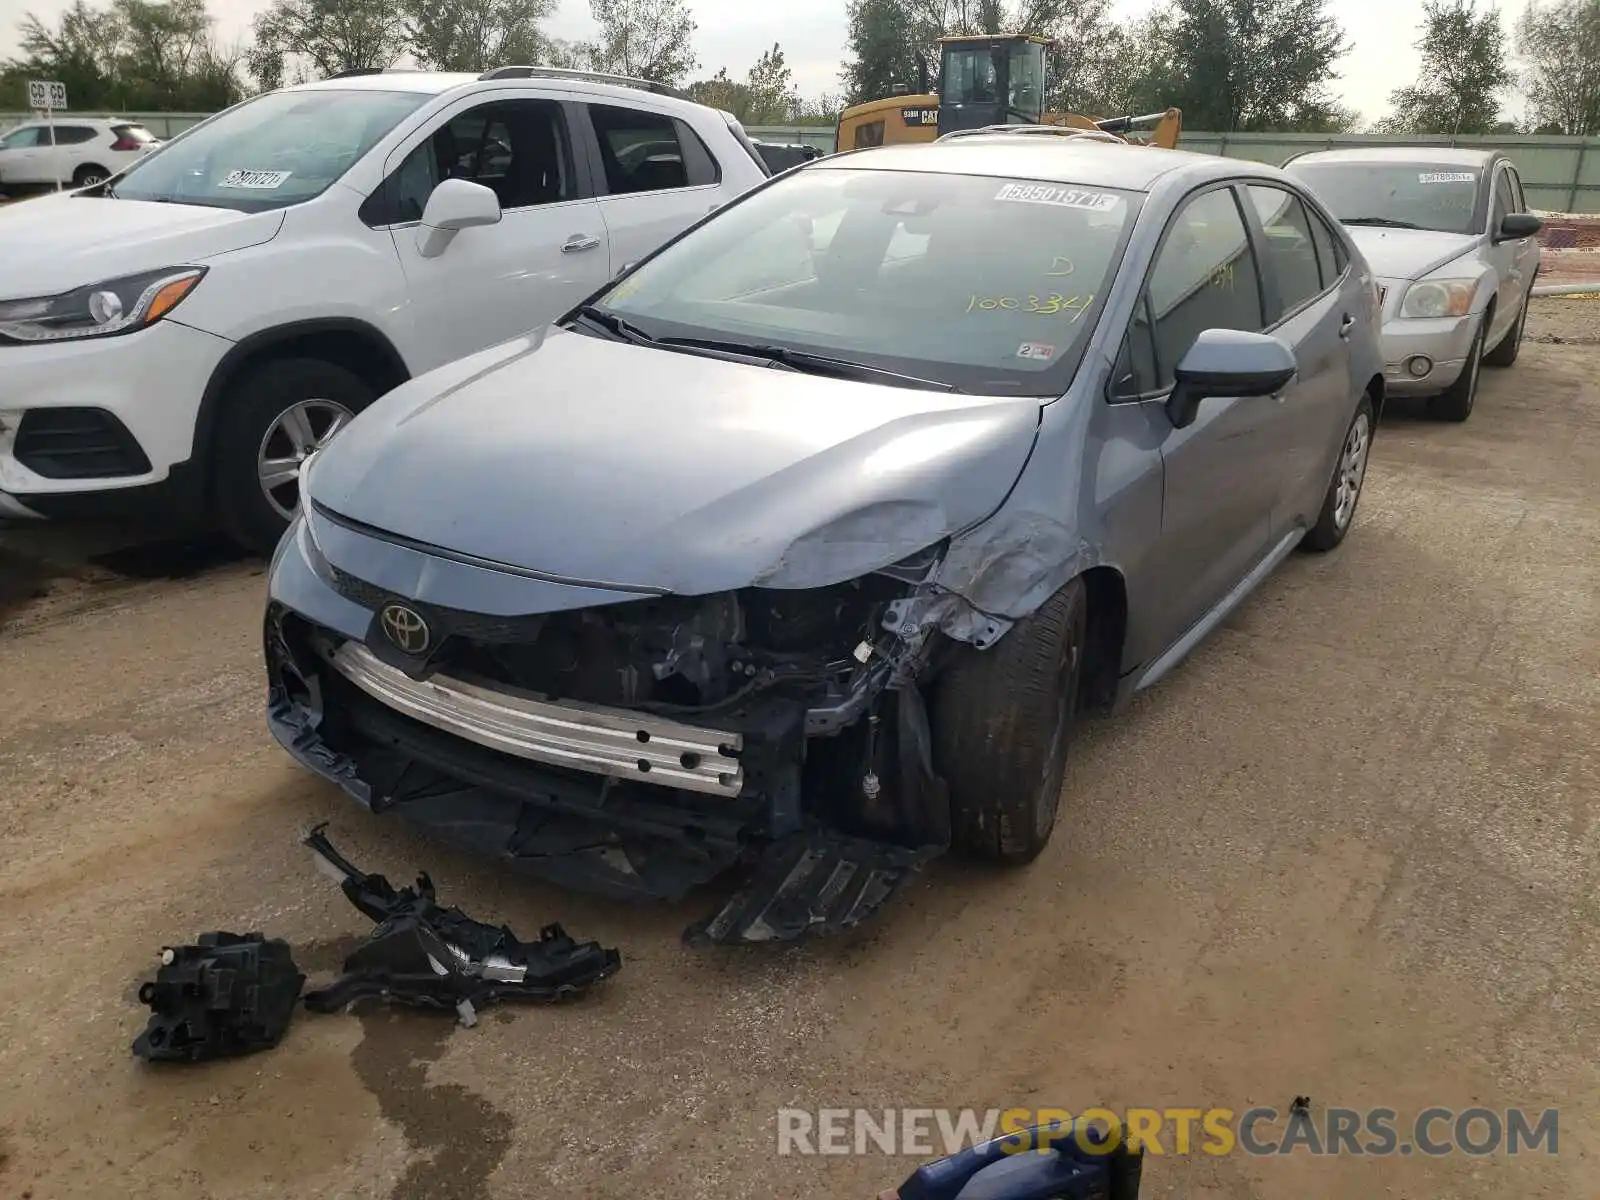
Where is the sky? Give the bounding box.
[0,0,1537,124]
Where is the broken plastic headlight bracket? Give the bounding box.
[301,824,622,1027]
[132,931,305,1063]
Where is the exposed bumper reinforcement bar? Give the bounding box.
[330,642,745,797]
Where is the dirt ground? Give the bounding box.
[2,299,1599,1200]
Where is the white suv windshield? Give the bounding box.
[108,89,428,211]
[1286,163,1483,236]
[597,167,1140,395]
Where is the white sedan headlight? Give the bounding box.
[1399,278,1477,320]
[0,266,206,343]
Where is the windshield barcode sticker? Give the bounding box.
[1419,172,1475,184]
[219,169,293,190]
[994,183,1119,212]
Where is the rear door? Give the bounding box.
[577,102,729,275]
[1242,183,1355,532]
[366,94,611,371]
[1127,184,1291,649]
[0,125,45,183]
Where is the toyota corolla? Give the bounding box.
[265,133,1384,944]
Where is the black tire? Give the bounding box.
[213,357,376,555]
[1428,319,1485,422]
[1302,394,1375,553]
[72,164,108,187]
[929,578,1086,865]
[1483,295,1529,367]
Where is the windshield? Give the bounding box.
[1285,163,1483,235]
[107,89,428,211]
[590,167,1140,395]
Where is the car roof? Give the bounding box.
[285,69,712,116]
[812,137,1271,194]
[1287,146,1502,169]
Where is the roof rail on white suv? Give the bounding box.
[0,69,771,550]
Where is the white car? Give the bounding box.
[0,68,770,550]
[0,117,159,189]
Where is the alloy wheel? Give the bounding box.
[256,399,354,522]
[1332,411,1372,530]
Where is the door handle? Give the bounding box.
[561,235,602,254]
[1339,314,1356,340]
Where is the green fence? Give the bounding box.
[6,112,1596,212]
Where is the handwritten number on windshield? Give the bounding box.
[966,293,1095,322]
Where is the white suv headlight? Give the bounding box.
[1399,278,1477,320]
[0,266,206,343]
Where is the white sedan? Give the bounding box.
[0,118,160,190]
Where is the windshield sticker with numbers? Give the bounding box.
[1016,342,1057,360]
[994,182,1121,212]
[1419,172,1475,184]
[218,169,293,190]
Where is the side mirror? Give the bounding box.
[1497,212,1542,242]
[1166,328,1298,430]
[416,178,501,258]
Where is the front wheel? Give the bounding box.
[1429,320,1485,422]
[213,358,375,555]
[929,578,1087,865]
[1302,394,1375,553]
[1483,295,1529,367]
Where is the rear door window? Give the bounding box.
[1146,187,1265,389]
[52,126,100,145]
[1306,208,1347,286]
[1246,185,1324,318]
[588,105,707,194]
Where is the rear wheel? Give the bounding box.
[1429,319,1485,423]
[72,164,108,188]
[929,578,1086,865]
[213,358,375,555]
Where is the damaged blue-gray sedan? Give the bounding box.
[265,132,1385,944]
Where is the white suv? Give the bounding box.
[0,117,159,189]
[0,68,769,550]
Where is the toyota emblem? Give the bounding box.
[379,603,431,655]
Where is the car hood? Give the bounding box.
[308,327,1044,594]
[0,194,284,298]
[1345,226,1481,282]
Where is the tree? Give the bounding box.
[841,0,921,103]
[1516,0,1600,136]
[1382,0,1512,135]
[744,42,798,122]
[403,0,556,72]
[1160,0,1349,132]
[685,66,751,114]
[3,0,243,111]
[246,0,408,91]
[586,0,697,85]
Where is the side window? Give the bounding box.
[2,126,42,148]
[674,119,721,186]
[55,126,99,145]
[1307,209,1346,287]
[1110,299,1160,400]
[854,120,885,148]
[1491,169,1513,230]
[1509,167,1526,213]
[589,104,691,195]
[371,99,574,225]
[1246,185,1324,317]
[1146,187,1265,389]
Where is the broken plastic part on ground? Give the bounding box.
[131,931,305,1063]
[300,824,622,1025]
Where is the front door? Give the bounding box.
[0,125,46,184]
[373,95,612,373]
[1140,186,1295,650]
[1486,164,1539,342]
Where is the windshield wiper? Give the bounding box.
[570,305,655,345]
[1342,216,1425,230]
[655,335,958,392]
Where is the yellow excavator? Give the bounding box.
[836,34,1182,152]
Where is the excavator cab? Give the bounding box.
[936,35,1050,136]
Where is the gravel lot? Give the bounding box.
[1,298,1597,1200]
